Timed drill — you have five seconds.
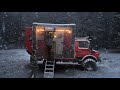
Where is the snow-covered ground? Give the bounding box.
[0,49,120,78]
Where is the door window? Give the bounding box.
[79,41,89,48]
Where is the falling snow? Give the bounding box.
[0,12,120,78]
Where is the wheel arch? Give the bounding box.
[82,55,97,62]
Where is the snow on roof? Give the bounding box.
[75,37,89,41]
[33,22,76,26]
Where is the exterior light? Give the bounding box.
[68,30,71,33]
[54,35,57,38]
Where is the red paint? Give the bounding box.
[75,41,100,58]
[63,31,72,49]
[25,27,32,54]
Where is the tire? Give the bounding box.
[83,59,97,71]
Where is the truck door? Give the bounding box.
[25,27,32,54]
[54,30,64,58]
[77,41,90,57]
[35,26,46,58]
[45,31,54,59]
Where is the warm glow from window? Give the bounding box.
[37,29,44,32]
[56,29,72,33]
[68,30,72,33]
[36,26,44,32]
[54,35,57,38]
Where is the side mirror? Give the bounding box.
[88,39,93,52]
[89,44,93,51]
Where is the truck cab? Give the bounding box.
[75,37,101,71]
[75,37,100,60]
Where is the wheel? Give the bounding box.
[83,59,97,71]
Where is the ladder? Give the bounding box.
[44,60,55,78]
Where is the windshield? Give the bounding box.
[79,41,89,48]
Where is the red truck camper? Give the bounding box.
[25,23,101,77]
